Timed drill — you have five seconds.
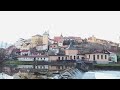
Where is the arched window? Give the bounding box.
[105,55,107,59]
[65,57,67,60]
[89,55,90,59]
[97,55,99,59]
[58,57,60,60]
[74,56,76,60]
[101,55,103,59]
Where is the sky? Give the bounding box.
[0,11,120,44]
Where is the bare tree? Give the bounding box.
[0,48,6,61]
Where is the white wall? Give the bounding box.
[85,53,109,64]
[36,57,48,61]
[18,57,48,61]
[36,45,48,51]
[58,42,63,47]
[18,57,34,61]
[110,53,117,62]
[35,65,48,69]
[21,51,30,56]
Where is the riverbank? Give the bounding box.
[3,60,120,71]
[3,60,34,65]
[2,60,76,66]
[93,64,120,70]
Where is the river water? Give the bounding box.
[1,64,120,79]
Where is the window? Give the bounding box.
[70,56,72,60]
[62,57,64,60]
[41,58,42,60]
[89,55,90,59]
[105,55,107,59]
[77,56,79,59]
[97,55,99,59]
[65,57,67,60]
[74,56,76,60]
[101,55,103,59]
[58,57,60,60]
[44,58,45,60]
[93,55,95,60]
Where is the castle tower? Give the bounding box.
[31,34,43,47]
[92,35,96,42]
[43,31,49,45]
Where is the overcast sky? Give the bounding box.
[0,11,120,44]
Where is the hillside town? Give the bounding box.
[0,31,119,64]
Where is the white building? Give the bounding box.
[109,52,117,62]
[20,50,31,56]
[15,38,31,50]
[85,50,117,64]
[49,39,54,44]
[18,56,49,61]
[36,44,48,51]
[58,41,63,47]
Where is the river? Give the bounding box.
[1,64,120,79]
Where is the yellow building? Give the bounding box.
[31,34,43,47]
[88,35,96,43]
[43,31,49,45]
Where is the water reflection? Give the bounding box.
[0,64,75,76]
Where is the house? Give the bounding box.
[14,38,31,50]
[65,42,79,60]
[49,43,59,54]
[60,45,68,50]
[48,42,84,61]
[58,40,63,47]
[54,34,63,43]
[85,50,117,64]
[18,55,49,61]
[36,44,48,51]
[109,52,117,63]
[20,50,30,56]
[31,34,43,47]
[49,39,55,44]
[49,54,71,61]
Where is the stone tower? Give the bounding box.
[43,31,49,45]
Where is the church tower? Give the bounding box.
[43,31,49,45]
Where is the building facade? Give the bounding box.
[31,35,43,47]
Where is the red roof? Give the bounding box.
[54,36,62,42]
[18,55,48,58]
[20,50,29,52]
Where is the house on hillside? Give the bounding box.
[18,55,49,61]
[85,50,117,64]
[20,50,30,56]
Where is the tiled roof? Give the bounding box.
[85,49,110,54]
[18,55,48,58]
[20,50,29,52]
[66,42,77,50]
